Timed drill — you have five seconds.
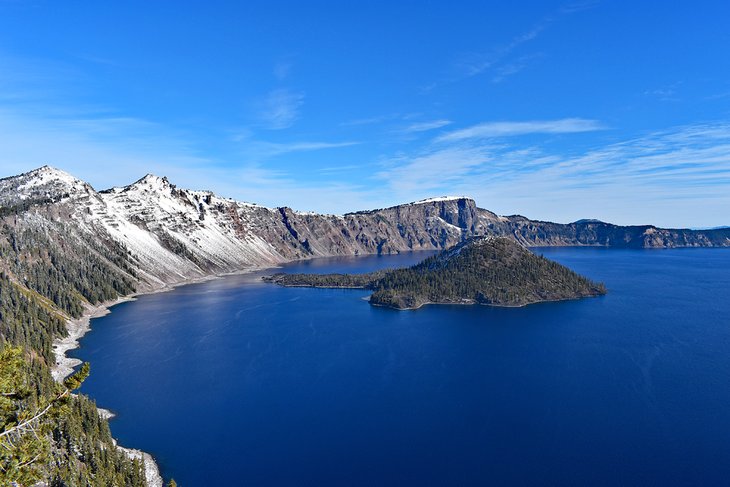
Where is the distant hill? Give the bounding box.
[265,237,607,310]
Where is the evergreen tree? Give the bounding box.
[267,237,607,309]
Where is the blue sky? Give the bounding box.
[1,1,729,227]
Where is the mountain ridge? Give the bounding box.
[0,165,728,296]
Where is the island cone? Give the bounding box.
[267,236,607,309]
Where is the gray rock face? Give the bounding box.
[1,167,728,292]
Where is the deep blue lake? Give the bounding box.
[72,248,730,486]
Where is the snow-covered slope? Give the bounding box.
[410,196,470,204]
[94,174,283,285]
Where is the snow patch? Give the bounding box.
[410,196,470,205]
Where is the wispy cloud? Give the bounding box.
[273,61,292,81]
[375,146,493,194]
[559,0,601,14]
[705,91,730,101]
[643,82,681,101]
[0,108,212,190]
[73,53,121,67]
[456,25,545,79]
[206,164,376,213]
[0,104,366,211]
[437,118,605,142]
[340,113,402,127]
[428,2,597,91]
[243,140,360,159]
[317,164,362,174]
[0,52,78,103]
[403,119,453,133]
[259,88,304,129]
[644,88,676,97]
[271,141,358,152]
[372,121,730,227]
[491,53,544,83]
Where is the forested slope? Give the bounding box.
[0,216,148,485]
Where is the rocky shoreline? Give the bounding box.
[50,267,272,487]
[116,445,163,487]
[52,297,135,382]
[52,296,163,487]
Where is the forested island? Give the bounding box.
[265,237,607,309]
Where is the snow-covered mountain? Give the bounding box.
[0,166,493,291]
[1,166,728,294]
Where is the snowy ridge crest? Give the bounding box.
[0,165,92,206]
[410,196,471,205]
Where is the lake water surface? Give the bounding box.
[72,248,730,486]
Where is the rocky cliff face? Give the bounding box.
[1,166,728,292]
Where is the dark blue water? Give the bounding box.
[72,248,730,486]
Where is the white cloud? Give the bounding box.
[375,145,494,194]
[0,106,368,212]
[241,140,360,159]
[203,164,377,213]
[0,108,212,190]
[403,119,452,133]
[259,89,304,130]
[437,118,605,142]
[1,100,728,227]
[373,121,730,227]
